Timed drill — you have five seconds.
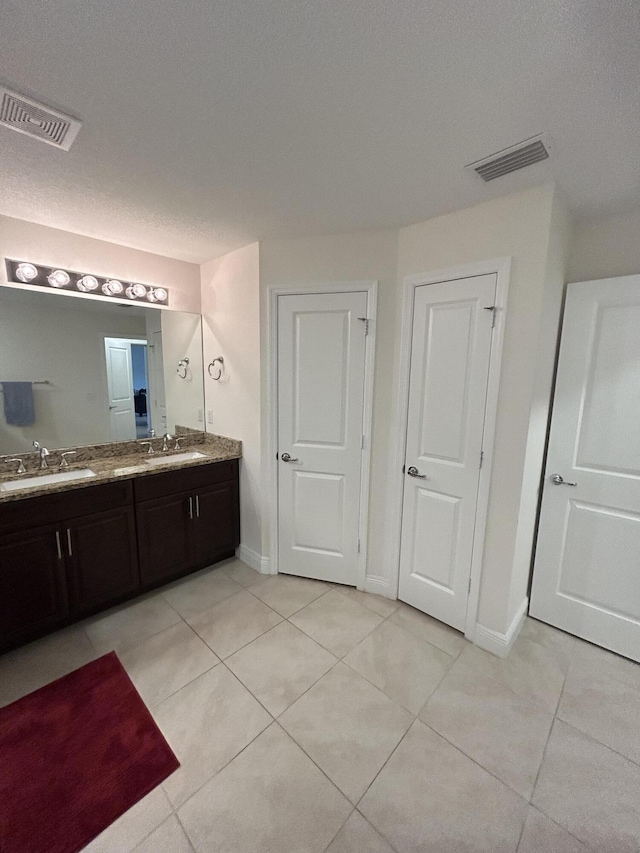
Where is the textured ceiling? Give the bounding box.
[0,0,639,262]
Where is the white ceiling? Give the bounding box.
[1,0,638,263]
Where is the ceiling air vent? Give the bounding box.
[0,87,81,151]
[466,135,550,182]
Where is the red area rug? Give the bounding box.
[0,651,179,853]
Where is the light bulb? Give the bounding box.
[15,262,38,282]
[125,283,147,299]
[102,279,124,296]
[77,275,99,292]
[146,289,159,303]
[47,269,71,288]
[153,287,168,302]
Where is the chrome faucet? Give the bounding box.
[4,458,26,475]
[32,440,50,470]
[59,451,77,469]
[162,433,173,452]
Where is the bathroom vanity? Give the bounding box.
[0,440,240,653]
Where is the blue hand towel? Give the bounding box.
[2,382,35,426]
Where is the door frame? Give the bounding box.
[103,335,149,441]
[391,259,510,640]
[267,281,378,587]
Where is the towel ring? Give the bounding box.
[177,357,190,379]
[208,356,225,381]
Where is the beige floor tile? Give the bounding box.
[226,621,336,715]
[389,602,467,657]
[360,720,527,853]
[336,586,400,618]
[519,617,575,656]
[119,622,218,707]
[83,594,182,655]
[154,665,271,808]
[280,662,412,802]
[421,656,553,798]
[221,558,263,588]
[133,815,194,853]
[188,589,282,659]
[0,625,98,707]
[83,786,172,853]
[250,573,330,617]
[558,662,640,764]
[517,808,589,853]
[290,589,384,658]
[343,621,453,714]
[569,638,640,692]
[326,811,395,853]
[533,720,640,852]
[178,723,351,853]
[458,633,567,713]
[161,568,241,620]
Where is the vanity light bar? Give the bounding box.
[4,259,169,306]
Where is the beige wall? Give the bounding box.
[397,184,560,634]
[508,191,572,626]
[259,230,399,576]
[0,214,201,313]
[201,244,262,560]
[568,208,640,283]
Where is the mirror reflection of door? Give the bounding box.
[148,330,167,435]
[104,337,149,441]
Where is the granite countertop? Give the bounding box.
[0,431,241,504]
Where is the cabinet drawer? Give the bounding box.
[0,480,133,535]
[133,459,238,502]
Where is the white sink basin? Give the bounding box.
[144,451,208,466]
[0,468,97,492]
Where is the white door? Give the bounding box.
[277,291,368,584]
[530,276,640,662]
[104,338,136,441]
[398,275,496,631]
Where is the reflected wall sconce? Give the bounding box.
[5,259,169,306]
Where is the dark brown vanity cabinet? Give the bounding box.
[0,482,138,650]
[0,524,69,644]
[0,459,239,652]
[135,460,239,586]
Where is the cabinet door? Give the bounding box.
[66,507,139,614]
[136,491,194,586]
[0,525,68,648]
[193,479,240,567]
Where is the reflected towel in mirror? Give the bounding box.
[2,382,35,426]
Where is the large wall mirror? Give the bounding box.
[0,285,205,456]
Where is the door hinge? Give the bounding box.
[483,305,497,328]
[361,434,365,450]
[357,539,361,553]
[468,577,472,594]
[479,450,484,469]
[357,317,370,335]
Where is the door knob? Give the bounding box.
[407,466,427,479]
[281,452,299,463]
[550,474,577,486]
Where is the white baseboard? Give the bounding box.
[474,598,528,659]
[363,575,394,599]
[236,544,271,575]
